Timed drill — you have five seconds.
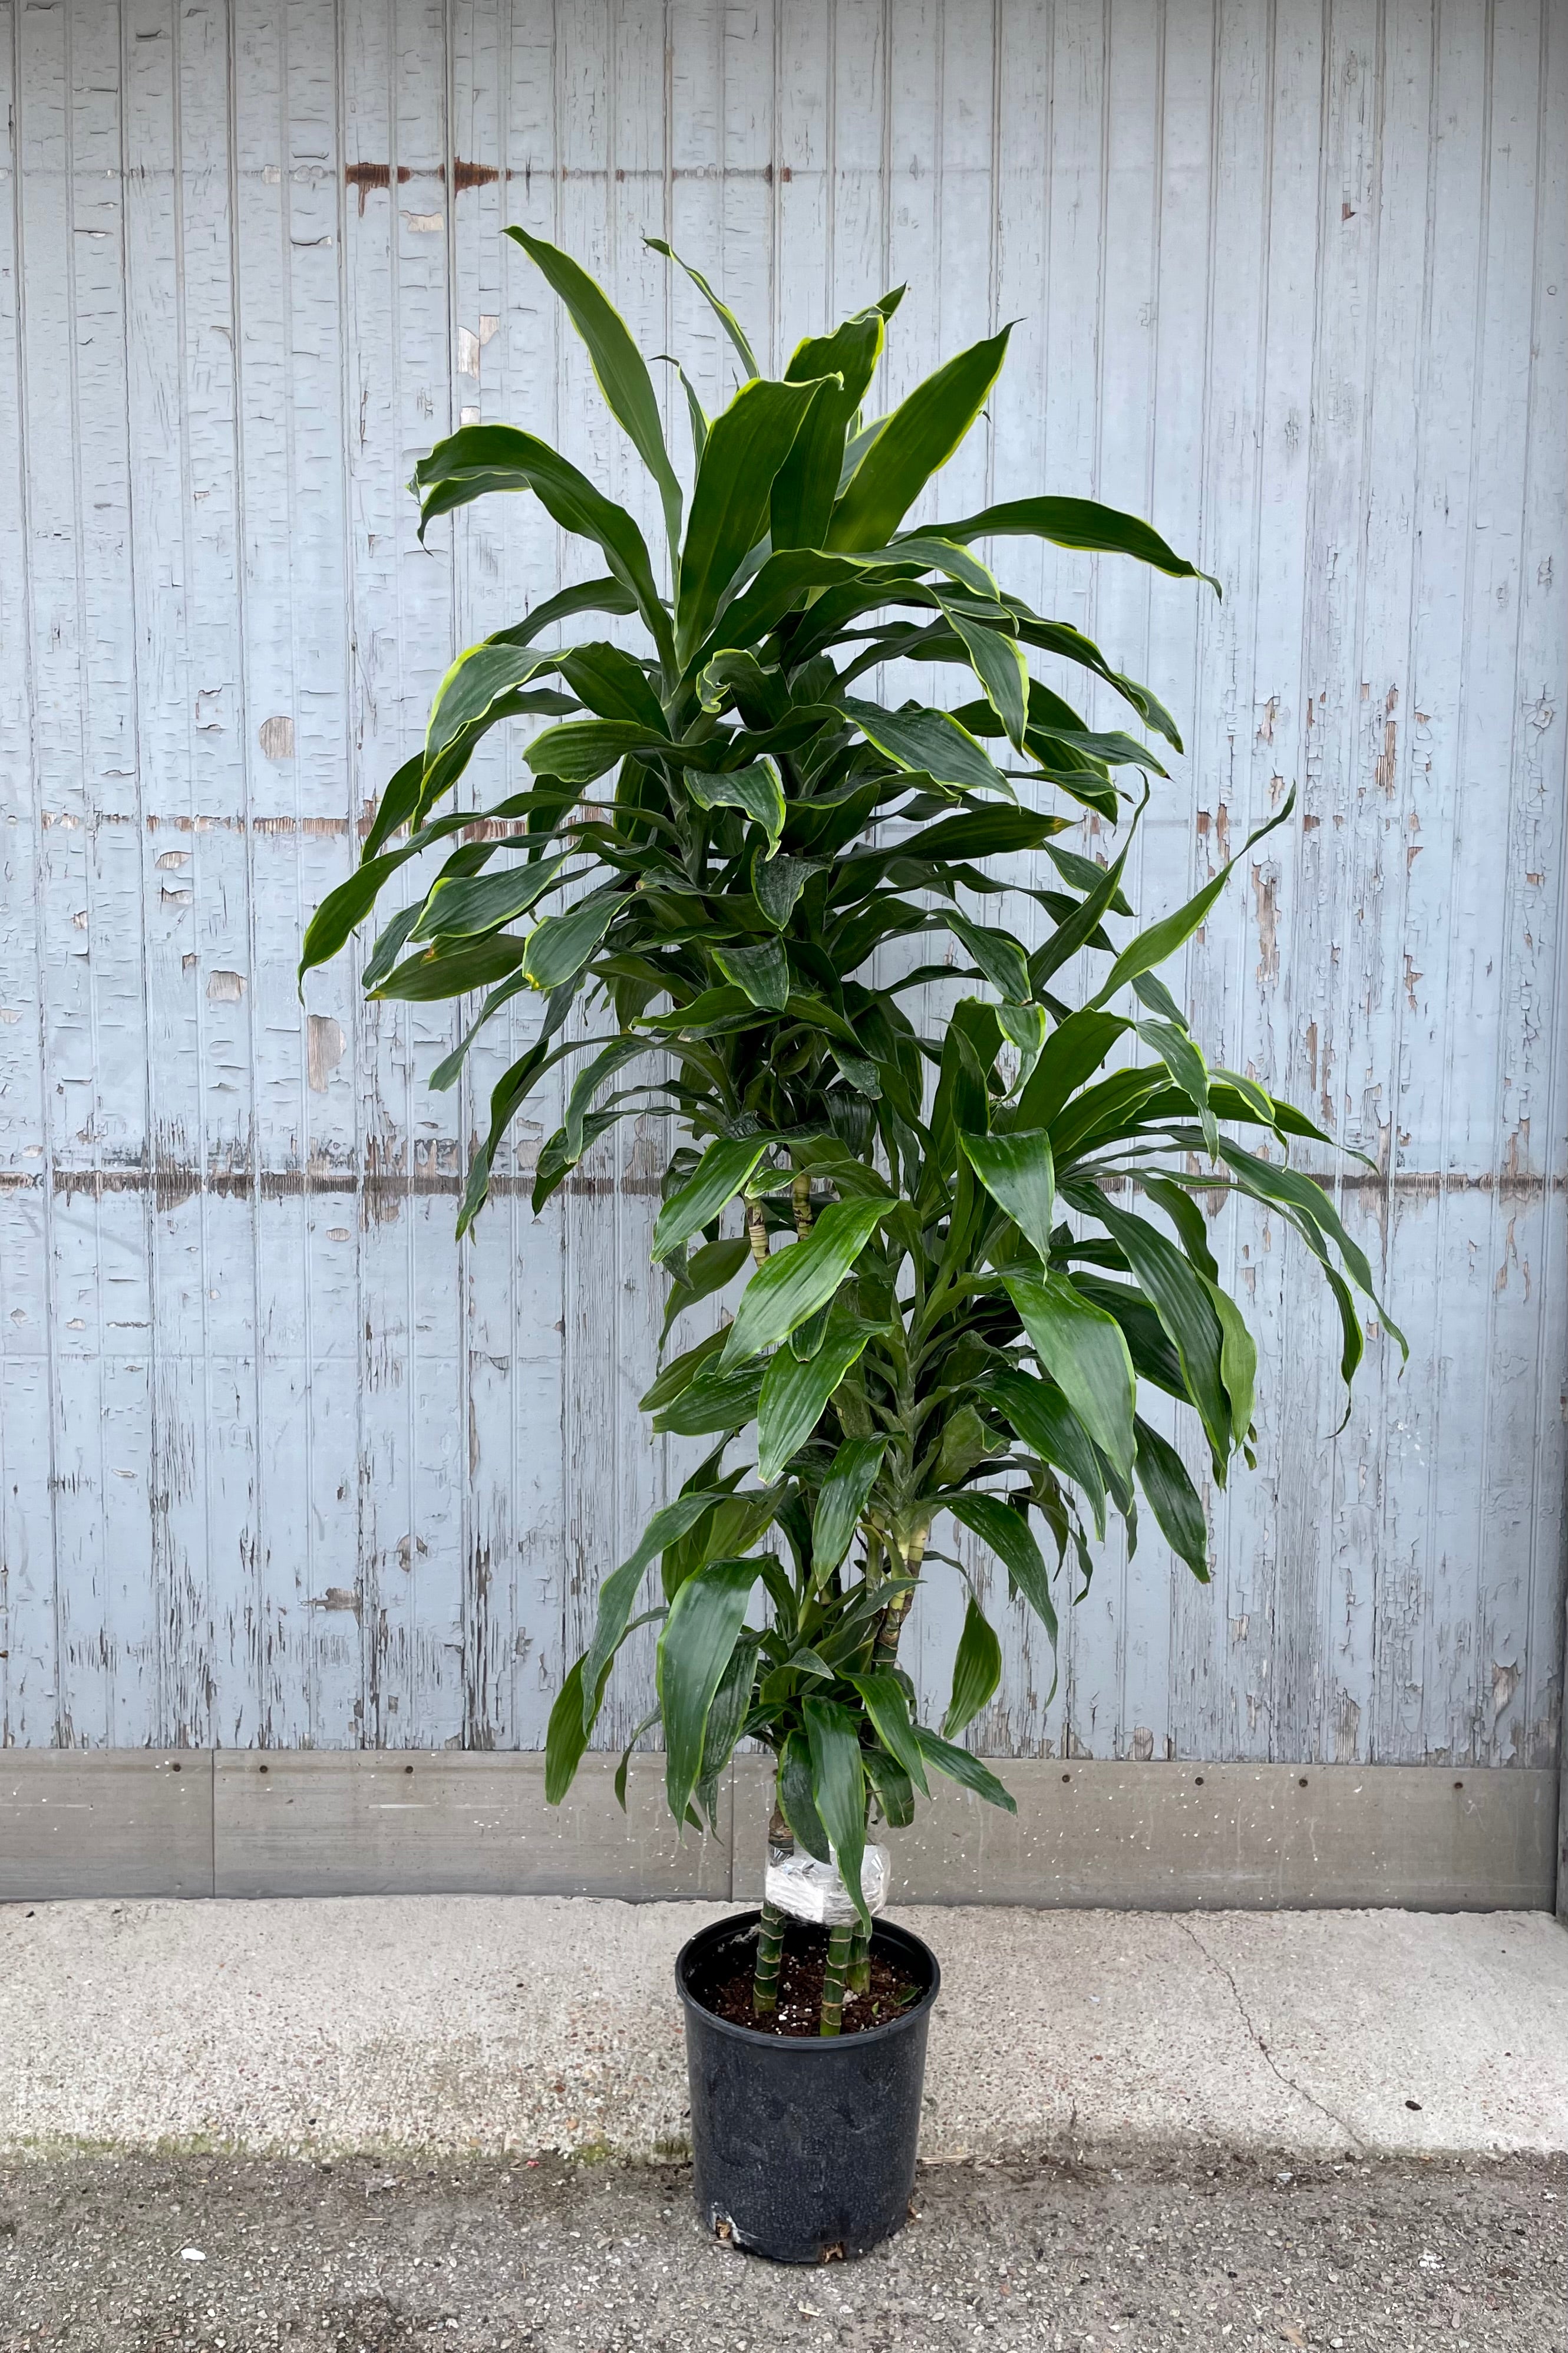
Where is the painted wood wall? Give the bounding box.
[1,0,1563,1769]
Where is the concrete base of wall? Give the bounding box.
[1,1750,1556,1910]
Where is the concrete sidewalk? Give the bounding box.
[2,1897,1564,2163]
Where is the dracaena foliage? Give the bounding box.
[301,235,1400,1927]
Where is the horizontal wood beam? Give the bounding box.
[1,1754,1555,1913]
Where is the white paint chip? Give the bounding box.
[479,313,500,345]
[262,166,280,184]
[457,327,481,374]
[460,406,481,427]
[402,210,444,233]
[306,1014,345,1093]
[156,850,191,871]
[206,971,246,1003]
[327,1227,351,1243]
[258,715,295,762]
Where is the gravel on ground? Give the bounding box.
[1,2148,1562,2352]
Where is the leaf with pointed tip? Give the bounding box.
[1095,1198,1232,1473]
[751,849,813,931]
[1003,1272,1137,1481]
[755,1304,874,1483]
[927,495,1217,591]
[556,641,669,731]
[944,1491,1058,1647]
[939,597,1029,748]
[721,1198,887,1367]
[714,938,791,1011]
[778,1729,831,1861]
[676,375,824,663]
[912,1726,1017,1813]
[510,229,684,551]
[830,327,1011,551]
[413,425,674,671]
[802,1696,870,1931]
[645,236,761,377]
[521,892,621,991]
[842,696,1011,798]
[409,851,575,944]
[959,1128,1056,1263]
[944,914,1032,1005]
[683,760,786,855]
[652,1136,773,1261]
[985,1367,1108,1538]
[844,1669,930,1795]
[1134,1418,1210,1581]
[811,1436,887,1582]
[658,1556,763,1825]
[371,934,527,1002]
[580,1489,731,1728]
[943,1595,1002,1736]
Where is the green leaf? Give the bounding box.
[944,1491,1058,1647]
[714,937,790,1011]
[521,892,620,990]
[425,641,557,766]
[652,1136,772,1261]
[1134,1418,1210,1581]
[812,1436,887,1581]
[996,1000,1047,1093]
[409,851,575,943]
[299,843,424,988]
[1014,1009,1128,1133]
[556,641,669,731]
[721,1198,887,1366]
[509,229,684,552]
[371,934,526,1002]
[546,1651,609,1804]
[675,375,823,663]
[752,849,813,930]
[1094,1198,1232,1472]
[697,1635,761,1824]
[563,1034,650,1160]
[829,327,1011,552]
[645,236,761,377]
[661,1235,751,1343]
[1003,1272,1137,1481]
[1137,1019,1217,1159]
[1092,790,1296,1007]
[928,494,1218,591]
[651,1357,765,1437]
[912,1726,1018,1813]
[842,696,1011,798]
[959,1128,1055,1262]
[944,914,1032,1004]
[778,1728,831,1861]
[755,1306,874,1483]
[802,1696,870,1932]
[985,1367,1108,1538]
[658,1556,762,1825]
[580,1489,729,1726]
[413,424,674,672]
[943,1595,1002,1737]
[684,759,786,856]
[526,719,657,783]
[844,1669,930,1795]
[939,596,1029,749]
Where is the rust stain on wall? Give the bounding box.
[345,161,411,213]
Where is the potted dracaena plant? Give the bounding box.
[300,232,1398,2265]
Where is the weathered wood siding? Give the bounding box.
[1,0,1563,1767]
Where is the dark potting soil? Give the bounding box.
[694,1921,925,2038]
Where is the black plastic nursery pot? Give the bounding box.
[675,1909,940,2265]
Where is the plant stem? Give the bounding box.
[745,1195,770,1267]
[872,1524,927,1670]
[791,1172,814,1237]
[847,1921,871,1995]
[753,1804,791,2016]
[819,1922,853,2035]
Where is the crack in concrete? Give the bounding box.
[1180,1920,1366,2153]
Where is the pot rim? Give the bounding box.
[675,1906,941,2052]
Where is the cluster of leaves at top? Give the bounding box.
[301,231,1399,2026]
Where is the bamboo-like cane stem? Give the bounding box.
[745,1195,770,1267]
[753,1804,791,2016]
[791,1171,814,1236]
[847,1920,872,1995]
[819,1922,853,2035]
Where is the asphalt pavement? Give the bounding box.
[1,2147,1563,2351]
